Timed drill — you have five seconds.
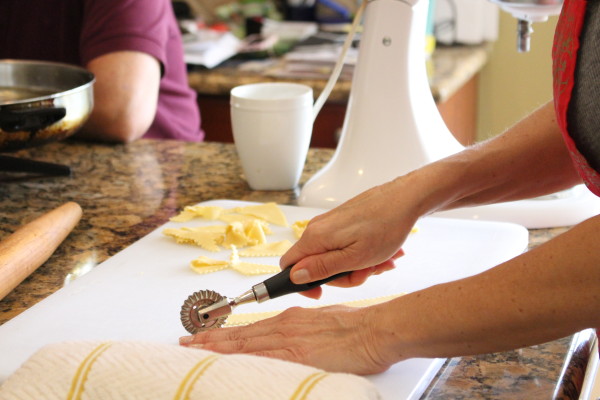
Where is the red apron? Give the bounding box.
[552,0,600,347]
[553,0,600,196]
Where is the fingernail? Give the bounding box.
[392,248,405,260]
[291,268,310,284]
[179,336,194,345]
[186,344,204,349]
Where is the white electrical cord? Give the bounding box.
[312,0,366,121]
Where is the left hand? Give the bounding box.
[179,305,396,375]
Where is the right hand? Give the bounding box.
[281,179,416,298]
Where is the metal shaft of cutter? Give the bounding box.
[196,268,351,327]
[197,288,259,325]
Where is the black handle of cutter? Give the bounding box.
[263,267,351,299]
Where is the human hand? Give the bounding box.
[282,181,415,298]
[290,255,401,300]
[179,305,397,375]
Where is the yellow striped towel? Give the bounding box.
[0,341,381,400]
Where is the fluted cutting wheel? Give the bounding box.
[180,290,227,334]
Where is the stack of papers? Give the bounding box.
[261,20,318,42]
[266,32,358,79]
[183,30,241,69]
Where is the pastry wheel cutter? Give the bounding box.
[180,268,350,334]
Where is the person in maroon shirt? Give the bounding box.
[180,0,600,375]
[0,0,203,143]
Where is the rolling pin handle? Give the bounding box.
[0,202,82,300]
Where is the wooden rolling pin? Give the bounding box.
[0,202,82,300]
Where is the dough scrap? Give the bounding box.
[171,203,288,227]
[291,220,310,239]
[244,219,269,244]
[222,222,250,248]
[190,256,229,274]
[233,203,289,227]
[239,240,293,257]
[222,220,270,248]
[189,246,280,276]
[164,219,271,252]
[229,245,279,275]
[170,206,227,222]
[218,213,259,225]
[163,226,225,252]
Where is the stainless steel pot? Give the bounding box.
[0,60,95,152]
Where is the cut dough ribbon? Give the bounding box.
[189,243,293,276]
[224,294,404,326]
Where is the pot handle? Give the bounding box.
[0,107,67,132]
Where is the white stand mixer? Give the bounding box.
[299,0,600,228]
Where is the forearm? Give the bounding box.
[76,51,160,143]
[373,214,600,361]
[401,101,582,217]
[283,102,582,287]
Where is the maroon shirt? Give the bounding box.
[0,0,203,141]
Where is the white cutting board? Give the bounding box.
[0,200,529,399]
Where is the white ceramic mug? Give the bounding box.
[230,82,314,190]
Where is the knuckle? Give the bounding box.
[311,257,333,279]
[271,345,310,364]
[232,338,250,352]
[303,220,327,242]
[276,307,301,324]
[224,328,243,342]
[279,306,302,318]
[288,345,313,364]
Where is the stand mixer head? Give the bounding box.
[489,0,563,52]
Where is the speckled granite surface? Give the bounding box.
[188,44,491,103]
[0,139,589,398]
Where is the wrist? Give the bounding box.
[390,156,474,217]
[363,299,418,365]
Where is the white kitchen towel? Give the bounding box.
[0,341,381,400]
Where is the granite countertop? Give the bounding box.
[187,43,492,104]
[0,139,591,398]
